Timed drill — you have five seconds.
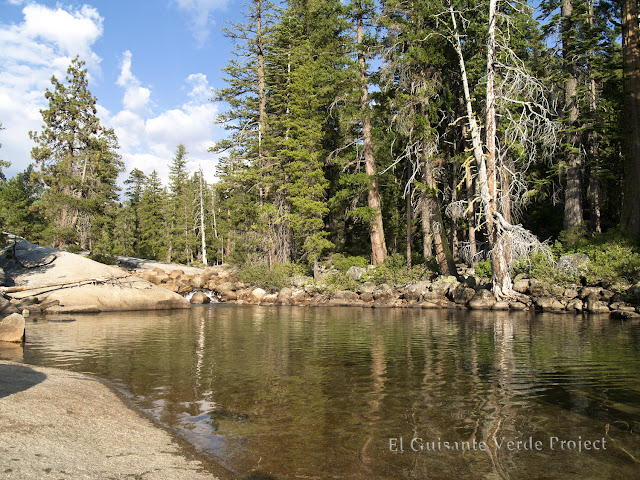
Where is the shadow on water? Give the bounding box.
[0,363,46,398]
[246,474,278,480]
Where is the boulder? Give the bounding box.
[190,275,208,289]
[468,289,496,310]
[463,275,478,289]
[610,310,640,319]
[360,292,374,303]
[565,298,584,312]
[0,266,5,286]
[218,290,237,301]
[357,282,376,295]
[450,285,476,305]
[492,301,510,311]
[346,266,367,281]
[528,279,548,297]
[31,280,190,311]
[533,296,564,312]
[579,287,602,299]
[178,284,193,295]
[563,287,580,299]
[291,289,309,304]
[277,287,294,305]
[0,313,25,343]
[332,290,359,302]
[249,288,267,303]
[557,253,590,278]
[218,282,237,293]
[627,282,640,305]
[404,281,430,302]
[422,290,447,302]
[513,278,530,294]
[161,282,180,293]
[139,271,159,284]
[0,296,19,316]
[0,237,190,311]
[190,291,211,304]
[373,284,395,301]
[508,301,528,310]
[431,276,460,296]
[169,269,184,279]
[585,293,610,313]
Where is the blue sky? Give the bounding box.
[0,0,247,185]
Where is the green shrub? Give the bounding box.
[564,230,640,285]
[88,252,117,265]
[474,259,492,278]
[331,253,369,272]
[65,244,83,254]
[237,261,307,292]
[324,271,359,292]
[362,253,433,285]
[523,228,640,286]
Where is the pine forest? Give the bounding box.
[2,0,640,298]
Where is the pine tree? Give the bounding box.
[620,0,640,237]
[212,0,280,264]
[138,170,167,260]
[167,144,196,263]
[123,168,146,256]
[380,0,458,275]
[0,166,48,243]
[266,0,350,270]
[337,0,388,265]
[30,57,123,249]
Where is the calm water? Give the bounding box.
[1,305,639,480]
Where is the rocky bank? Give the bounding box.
[129,263,640,319]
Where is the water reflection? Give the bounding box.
[2,306,639,479]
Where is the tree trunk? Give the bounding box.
[621,0,640,237]
[423,153,456,276]
[562,0,584,229]
[421,197,433,259]
[357,13,387,265]
[199,169,207,266]
[450,1,512,297]
[257,1,268,206]
[465,163,477,263]
[406,176,412,268]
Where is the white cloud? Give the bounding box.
[172,0,230,47]
[0,4,223,188]
[116,51,151,112]
[108,60,221,185]
[0,3,104,179]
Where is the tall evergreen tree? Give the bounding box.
[30,57,123,249]
[0,166,48,243]
[166,143,198,263]
[138,170,167,260]
[620,0,640,237]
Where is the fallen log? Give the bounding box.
[0,276,130,294]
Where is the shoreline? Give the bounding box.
[0,360,234,480]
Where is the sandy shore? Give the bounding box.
[0,361,225,480]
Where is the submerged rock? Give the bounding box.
[190,291,211,304]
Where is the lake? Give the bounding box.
[1,305,639,479]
